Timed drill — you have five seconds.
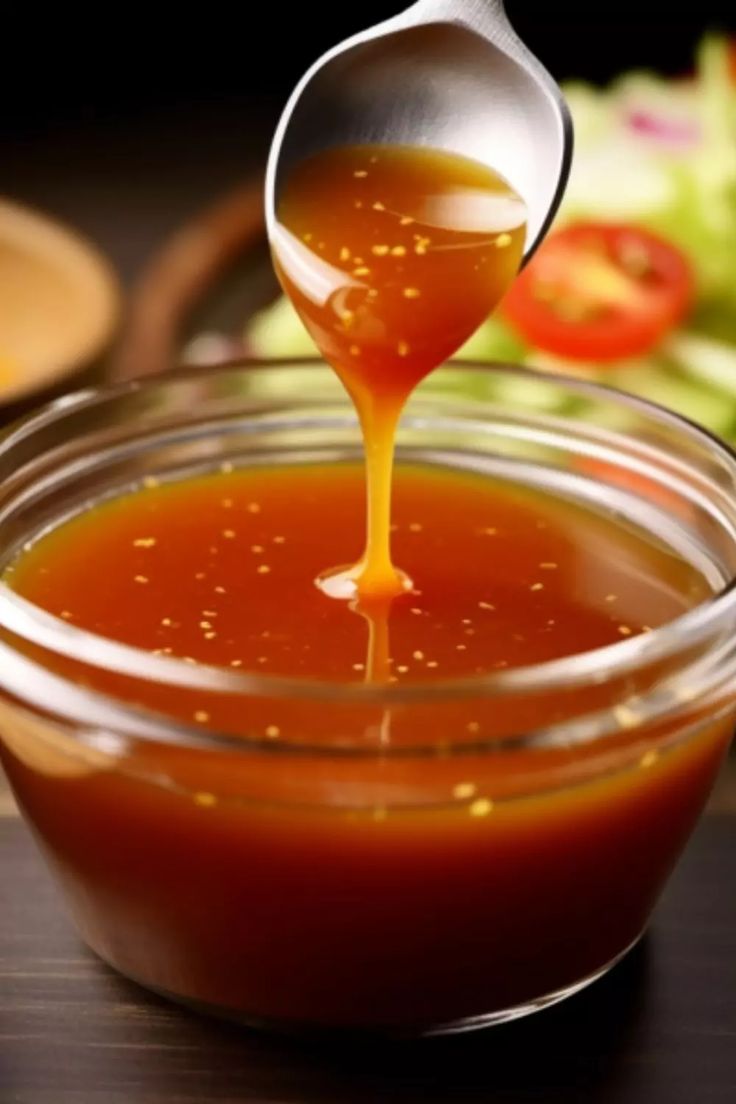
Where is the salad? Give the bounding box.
[245,36,736,441]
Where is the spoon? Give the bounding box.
[266,0,573,264]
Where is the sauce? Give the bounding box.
[273,145,525,597]
[1,462,730,1028]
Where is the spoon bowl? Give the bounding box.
[266,0,573,263]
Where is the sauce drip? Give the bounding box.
[273,145,526,599]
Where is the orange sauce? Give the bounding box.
[273,145,525,598]
[6,462,710,691]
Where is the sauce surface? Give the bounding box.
[273,145,526,597]
[9,463,707,688]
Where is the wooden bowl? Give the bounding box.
[111,177,271,383]
[0,197,121,412]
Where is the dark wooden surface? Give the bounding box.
[0,809,734,1104]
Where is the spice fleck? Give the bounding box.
[613,704,640,729]
[453,782,477,800]
[194,792,217,807]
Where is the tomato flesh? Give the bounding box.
[503,223,694,362]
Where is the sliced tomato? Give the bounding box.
[503,223,695,362]
[729,39,736,82]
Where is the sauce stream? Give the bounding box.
[273,144,526,599]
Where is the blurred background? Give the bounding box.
[2,6,733,266]
[1,3,736,404]
[5,7,734,136]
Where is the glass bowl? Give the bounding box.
[0,359,734,1035]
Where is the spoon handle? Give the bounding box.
[405,0,541,76]
[409,0,511,37]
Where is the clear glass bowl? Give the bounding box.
[0,359,734,1035]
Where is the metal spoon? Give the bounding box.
[266,1,573,263]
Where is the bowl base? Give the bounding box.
[98,932,644,1039]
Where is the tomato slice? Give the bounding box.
[503,223,694,362]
